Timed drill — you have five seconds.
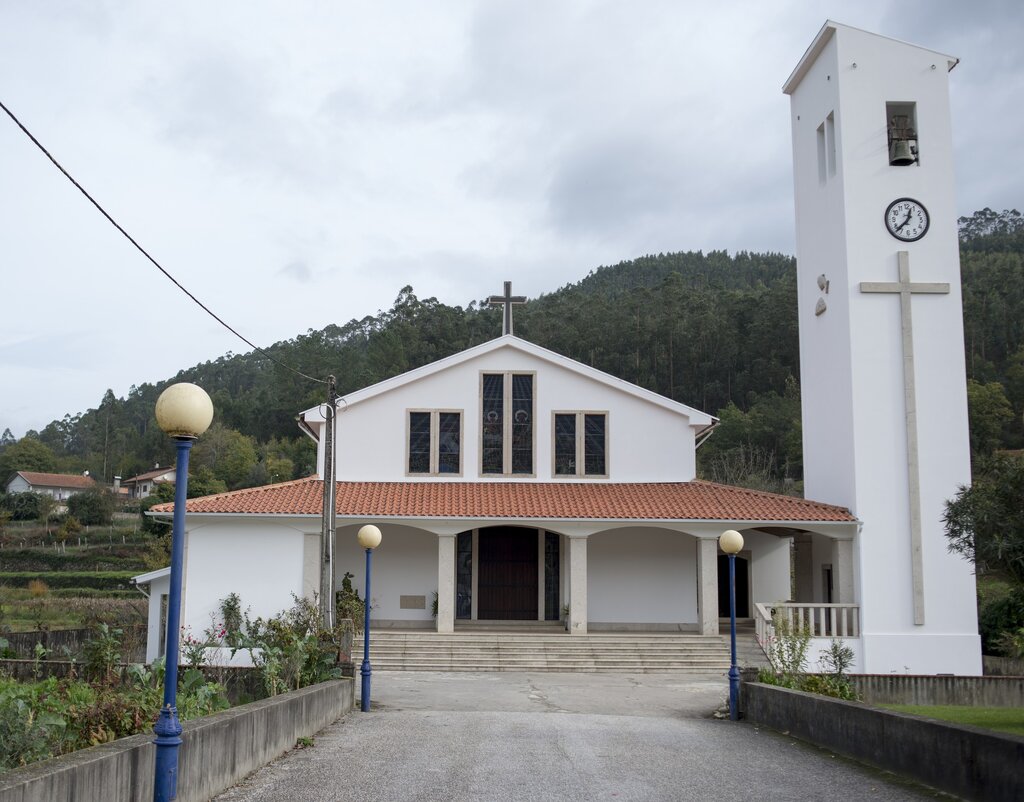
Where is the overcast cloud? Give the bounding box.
[1,1,1020,437]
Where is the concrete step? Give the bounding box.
[347,630,768,673]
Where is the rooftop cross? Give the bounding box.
[487,280,527,336]
[860,251,950,626]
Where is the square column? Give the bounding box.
[696,537,719,635]
[568,536,588,635]
[437,534,455,633]
[832,539,855,604]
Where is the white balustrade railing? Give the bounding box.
[754,602,861,648]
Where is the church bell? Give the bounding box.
[887,114,918,166]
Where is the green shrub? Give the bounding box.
[979,589,1024,655]
[0,492,49,522]
[335,572,365,635]
[66,488,116,526]
[234,593,348,696]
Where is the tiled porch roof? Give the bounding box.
[150,478,855,523]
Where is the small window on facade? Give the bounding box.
[553,412,607,477]
[408,410,462,475]
[481,372,534,475]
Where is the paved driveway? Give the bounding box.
[214,672,949,801]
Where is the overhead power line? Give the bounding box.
[0,98,326,385]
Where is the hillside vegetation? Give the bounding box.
[1,209,1021,495]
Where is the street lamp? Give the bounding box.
[719,528,744,722]
[357,524,382,712]
[152,382,213,802]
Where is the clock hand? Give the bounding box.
[895,211,913,232]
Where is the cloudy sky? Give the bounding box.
[0,1,1020,438]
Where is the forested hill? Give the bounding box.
[2,209,1021,494]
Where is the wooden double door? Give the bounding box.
[477,526,538,620]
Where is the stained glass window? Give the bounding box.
[408,412,431,474]
[408,411,461,474]
[554,414,576,475]
[584,414,606,476]
[482,374,504,474]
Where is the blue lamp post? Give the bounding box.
[152,383,213,802]
[719,528,744,722]
[357,524,382,712]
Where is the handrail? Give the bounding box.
[755,602,861,648]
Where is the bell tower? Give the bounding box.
[784,21,981,674]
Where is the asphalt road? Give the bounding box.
[213,672,951,801]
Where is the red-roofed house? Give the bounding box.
[120,465,176,499]
[5,471,95,501]
[145,333,860,667]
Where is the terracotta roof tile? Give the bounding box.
[151,478,854,523]
[15,472,96,490]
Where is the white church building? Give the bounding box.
[139,21,982,676]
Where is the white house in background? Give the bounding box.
[5,471,95,501]
[121,465,176,499]
[141,21,983,676]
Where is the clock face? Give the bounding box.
[885,198,929,242]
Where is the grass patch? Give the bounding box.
[881,704,1024,737]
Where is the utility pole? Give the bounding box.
[319,375,338,629]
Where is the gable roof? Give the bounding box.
[150,477,854,524]
[13,471,95,490]
[299,335,716,431]
[783,20,958,95]
[122,467,176,484]
[131,566,170,585]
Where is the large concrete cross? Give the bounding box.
[488,280,527,336]
[860,251,950,626]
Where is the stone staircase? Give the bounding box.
[351,627,767,673]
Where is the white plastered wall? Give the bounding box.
[181,518,311,646]
[334,522,437,625]
[328,343,700,482]
[743,529,793,607]
[586,527,698,627]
